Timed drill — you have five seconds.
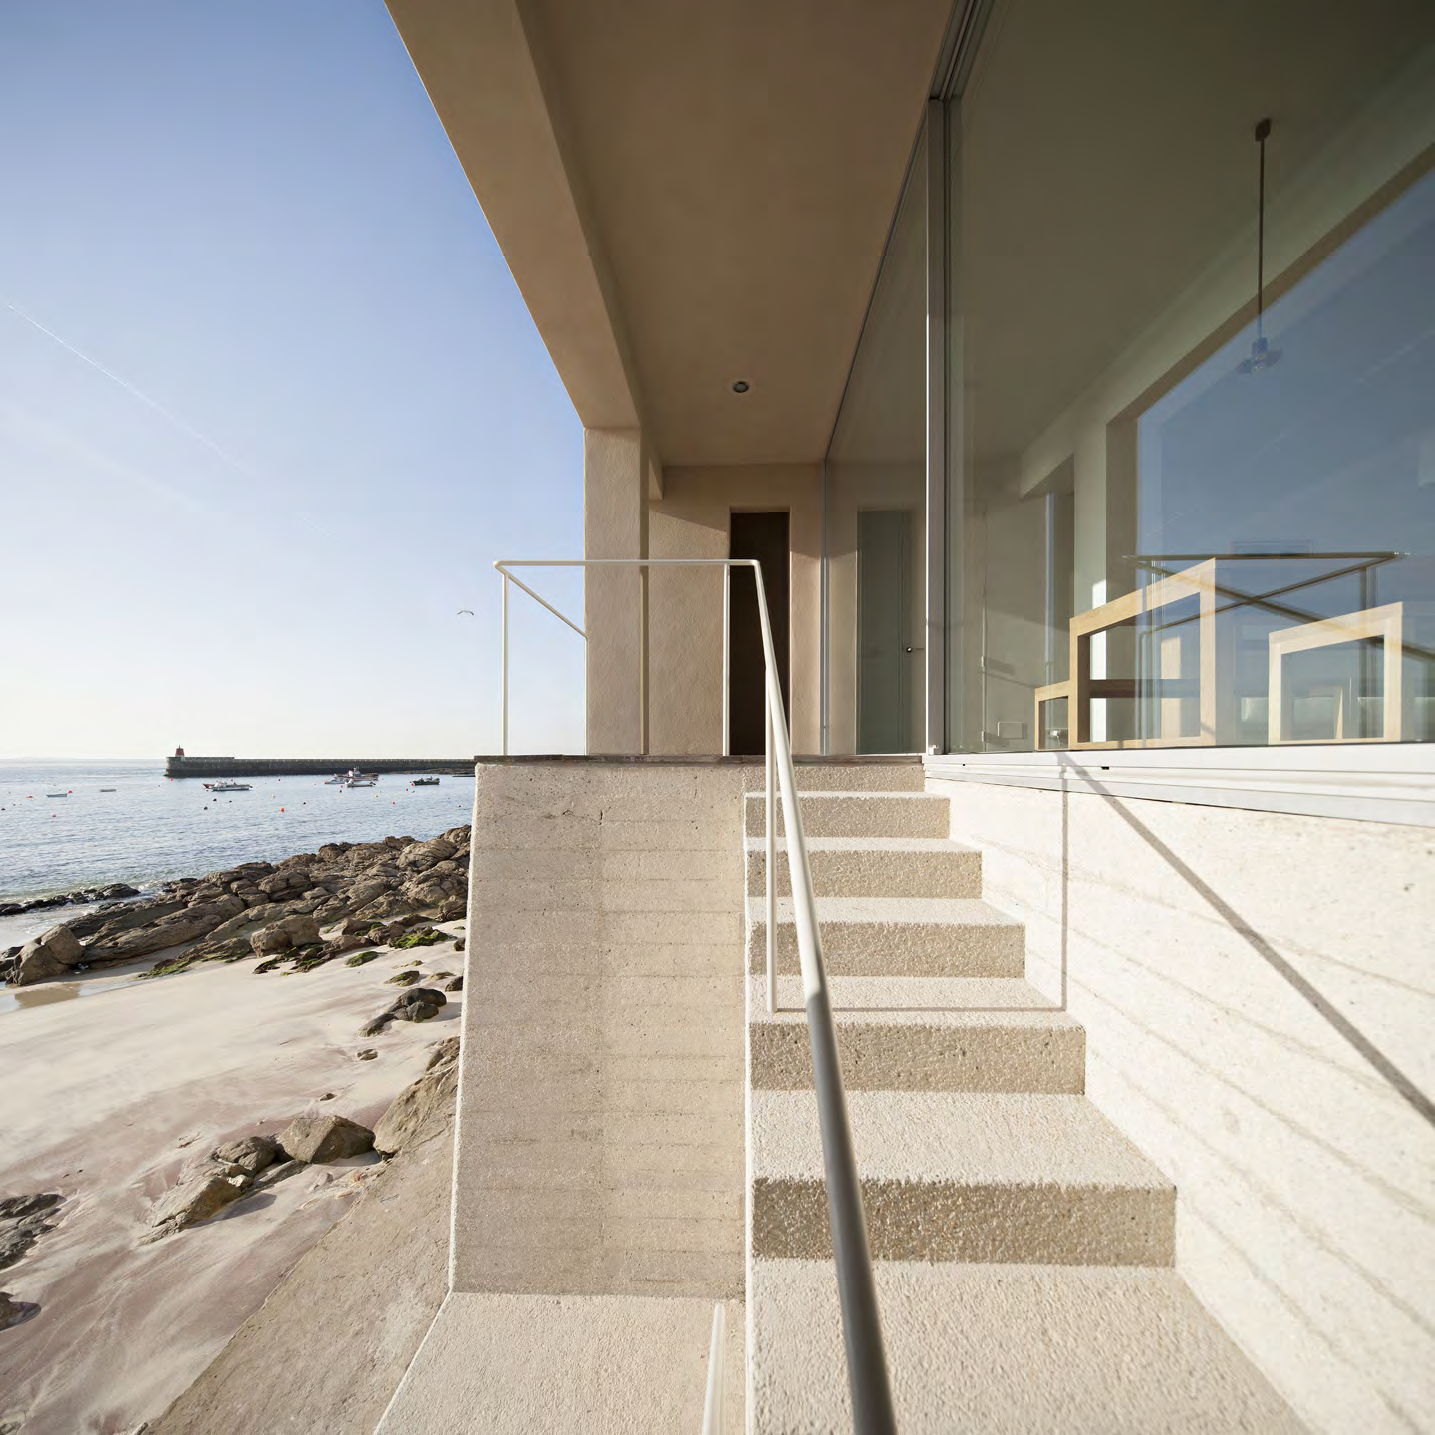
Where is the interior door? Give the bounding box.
[729,511,791,756]
[858,509,914,752]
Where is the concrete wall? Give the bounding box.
[585,429,649,753]
[648,464,822,755]
[930,775,1435,1433]
[455,761,747,1298]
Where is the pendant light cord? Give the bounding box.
[1255,117,1272,338]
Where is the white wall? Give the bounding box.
[930,776,1435,1433]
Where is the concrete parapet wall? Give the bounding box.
[453,761,747,1300]
[929,776,1434,1434]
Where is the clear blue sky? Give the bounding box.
[0,0,586,758]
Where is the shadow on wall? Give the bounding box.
[1053,754,1434,1130]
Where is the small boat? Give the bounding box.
[323,775,347,785]
[100,788,117,793]
[411,777,440,787]
[346,778,377,788]
[46,792,68,798]
[203,780,252,792]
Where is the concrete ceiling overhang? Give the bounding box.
[386,0,954,466]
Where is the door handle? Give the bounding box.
[905,646,925,654]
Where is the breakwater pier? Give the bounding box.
[164,756,473,779]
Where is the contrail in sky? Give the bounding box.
[0,294,338,540]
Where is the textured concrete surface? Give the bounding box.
[746,790,951,838]
[931,776,1435,1433]
[750,1261,1304,1433]
[747,894,1025,976]
[745,835,983,897]
[749,976,1085,1092]
[455,763,747,1299]
[752,1090,1174,1264]
[378,1292,745,1434]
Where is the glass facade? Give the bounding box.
[826,0,1435,756]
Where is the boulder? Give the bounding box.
[277,1113,374,1164]
[390,987,447,1023]
[445,975,464,992]
[11,943,68,986]
[213,1134,278,1176]
[386,970,422,986]
[396,837,458,875]
[359,1013,395,1037]
[27,924,84,967]
[439,898,467,922]
[150,1169,249,1229]
[0,1291,39,1330]
[373,1037,460,1154]
[249,913,321,955]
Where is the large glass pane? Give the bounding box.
[826,126,928,754]
[941,0,1435,753]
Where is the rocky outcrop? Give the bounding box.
[373,1038,459,1154]
[278,1114,374,1164]
[0,882,141,919]
[0,1194,64,1271]
[3,825,472,986]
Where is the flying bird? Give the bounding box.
[457,609,474,616]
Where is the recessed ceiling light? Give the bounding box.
[731,380,750,394]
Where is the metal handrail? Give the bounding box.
[493,557,897,1434]
[702,1301,726,1435]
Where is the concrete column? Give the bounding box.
[585,428,647,753]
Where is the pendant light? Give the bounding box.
[1239,117,1281,373]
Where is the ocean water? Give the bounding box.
[0,759,476,909]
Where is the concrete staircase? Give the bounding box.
[741,765,1300,1432]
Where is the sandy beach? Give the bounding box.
[0,921,465,1435]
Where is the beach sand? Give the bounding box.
[0,928,463,1435]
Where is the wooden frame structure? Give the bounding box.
[1268,602,1403,744]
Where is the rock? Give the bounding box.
[251,925,293,956]
[396,837,458,875]
[0,1291,39,1330]
[390,988,447,1023]
[277,1114,374,1164]
[359,1013,395,1037]
[445,975,464,992]
[213,1135,278,1176]
[373,1037,460,1154]
[346,878,393,910]
[356,1048,378,1060]
[11,943,68,986]
[345,950,381,967]
[0,1193,64,1271]
[250,913,321,955]
[0,1194,62,1222]
[386,970,422,986]
[437,897,467,921]
[392,927,446,950]
[150,1169,250,1229]
[27,924,84,967]
[453,937,466,952]
[86,900,242,964]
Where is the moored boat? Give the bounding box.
[411,777,440,786]
[203,781,252,792]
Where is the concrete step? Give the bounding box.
[744,790,949,839]
[768,759,927,792]
[748,976,1084,1093]
[745,896,1025,978]
[744,835,982,898]
[748,1261,1303,1433]
[750,1090,1174,1265]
